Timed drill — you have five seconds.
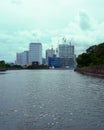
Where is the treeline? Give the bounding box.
[77,42,104,67]
[75,42,104,76]
[0,60,22,70]
[0,60,48,70]
[0,61,6,68]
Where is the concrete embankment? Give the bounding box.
[75,65,104,77]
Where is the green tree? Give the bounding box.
[77,42,104,67]
[77,53,92,67]
[0,60,6,68]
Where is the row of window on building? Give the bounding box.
[16,42,77,69]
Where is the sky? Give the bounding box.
[0,0,104,62]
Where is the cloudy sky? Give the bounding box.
[0,0,104,62]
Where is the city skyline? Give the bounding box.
[16,42,76,68]
[0,0,104,62]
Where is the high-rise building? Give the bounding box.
[16,53,22,65]
[46,48,55,65]
[58,43,76,68]
[29,43,42,64]
[21,51,29,66]
[16,51,29,66]
[59,44,74,58]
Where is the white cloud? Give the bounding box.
[0,0,104,62]
[77,11,91,30]
[11,0,22,4]
[50,11,104,55]
[1,10,104,62]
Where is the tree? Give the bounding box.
[77,53,92,67]
[77,42,104,67]
[0,60,6,68]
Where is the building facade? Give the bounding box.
[59,44,74,58]
[58,44,76,68]
[16,51,28,66]
[16,53,22,65]
[48,56,61,68]
[46,48,55,65]
[21,51,29,66]
[29,43,42,64]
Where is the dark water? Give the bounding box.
[0,70,104,130]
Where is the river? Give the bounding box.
[0,70,104,130]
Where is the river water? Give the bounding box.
[0,70,104,130]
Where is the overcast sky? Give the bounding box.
[0,0,104,62]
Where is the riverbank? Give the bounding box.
[74,65,104,77]
[0,68,7,71]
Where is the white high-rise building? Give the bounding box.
[29,43,42,64]
[46,48,55,65]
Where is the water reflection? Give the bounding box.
[0,72,6,74]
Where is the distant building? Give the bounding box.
[48,56,61,68]
[21,51,29,66]
[16,53,22,65]
[29,43,42,64]
[56,48,59,57]
[59,44,74,58]
[46,48,55,65]
[60,58,75,68]
[58,43,76,68]
[16,51,28,66]
[42,58,46,65]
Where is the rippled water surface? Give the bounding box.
[0,70,104,130]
